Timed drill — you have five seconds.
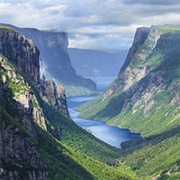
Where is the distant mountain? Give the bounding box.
[3,24,96,96]
[69,48,127,77]
[77,25,180,179]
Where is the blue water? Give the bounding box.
[67,77,140,148]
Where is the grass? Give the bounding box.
[0,25,16,32]
[119,127,180,179]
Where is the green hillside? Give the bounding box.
[76,25,180,179]
[77,25,180,137]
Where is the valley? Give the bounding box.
[0,24,179,180]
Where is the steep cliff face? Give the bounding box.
[9,25,96,96]
[78,25,180,137]
[0,26,68,179]
[0,53,48,179]
[0,27,69,116]
[0,29,40,85]
[40,77,69,116]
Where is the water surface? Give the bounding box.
[67,88,140,148]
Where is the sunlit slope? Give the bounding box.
[77,25,180,137]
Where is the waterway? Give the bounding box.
[67,77,140,148]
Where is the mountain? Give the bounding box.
[3,24,96,96]
[0,25,132,180]
[77,25,180,179]
[69,48,127,77]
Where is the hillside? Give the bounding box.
[2,24,96,96]
[0,25,131,180]
[77,25,180,179]
[69,48,127,77]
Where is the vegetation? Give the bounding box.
[0,52,129,179]
[0,25,16,32]
[76,25,180,179]
[77,25,180,136]
[34,92,121,164]
[118,126,180,179]
[35,124,132,180]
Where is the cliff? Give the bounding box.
[0,28,40,85]
[78,25,180,136]
[0,33,48,178]
[0,26,68,179]
[7,25,96,96]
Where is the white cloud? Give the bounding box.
[0,0,180,52]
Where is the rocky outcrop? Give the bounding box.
[0,52,48,179]
[104,26,161,98]
[0,55,47,132]
[0,30,40,85]
[40,76,69,116]
[120,27,150,72]
[0,120,48,180]
[0,26,70,179]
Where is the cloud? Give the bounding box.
[0,0,180,52]
[123,0,180,6]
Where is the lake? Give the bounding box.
[67,77,140,148]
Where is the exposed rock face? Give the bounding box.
[40,77,69,116]
[0,30,40,84]
[0,26,77,179]
[0,121,48,180]
[0,28,69,115]
[0,54,48,179]
[10,25,96,96]
[120,27,150,72]
[0,54,47,131]
[104,26,161,97]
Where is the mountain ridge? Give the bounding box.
[76,24,180,179]
[77,25,180,136]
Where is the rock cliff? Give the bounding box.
[0,29,40,85]
[0,26,68,179]
[8,25,96,96]
[0,27,69,116]
[0,53,48,179]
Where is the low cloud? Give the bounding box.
[0,0,179,52]
[123,0,180,6]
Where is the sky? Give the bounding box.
[0,0,180,52]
